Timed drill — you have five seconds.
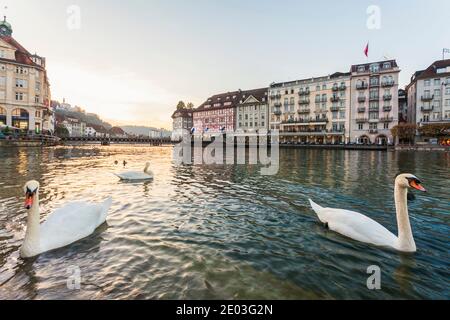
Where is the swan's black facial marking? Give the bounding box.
[25,187,37,195]
[406,177,426,192]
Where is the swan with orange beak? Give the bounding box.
[309,174,427,252]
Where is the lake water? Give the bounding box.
[0,145,449,299]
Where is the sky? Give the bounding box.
[3,0,450,129]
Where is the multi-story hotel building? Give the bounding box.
[349,60,400,145]
[268,73,351,144]
[406,59,450,125]
[0,18,53,133]
[193,91,241,135]
[171,108,193,141]
[235,88,268,133]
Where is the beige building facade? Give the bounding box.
[349,60,400,145]
[0,19,53,133]
[269,73,351,144]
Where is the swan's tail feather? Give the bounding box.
[309,199,323,213]
[309,199,327,223]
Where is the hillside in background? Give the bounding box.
[55,108,112,129]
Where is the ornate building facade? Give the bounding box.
[349,60,400,145]
[268,73,351,144]
[0,18,53,133]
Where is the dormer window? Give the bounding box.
[383,62,391,69]
[370,64,380,73]
[357,66,365,73]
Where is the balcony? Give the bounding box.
[421,106,434,112]
[332,86,339,92]
[330,96,340,103]
[298,89,310,96]
[330,106,340,112]
[369,129,378,134]
[281,118,328,125]
[339,84,347,91]
[369,95,380,101]
[381,81,395,87]
[356,118,368,123]
[383,106,392,112]
[298,99,310,105]
[269,95,276,100]
[273,108,282,115]
[370,82,380,88]
[380,116,394,122]
[369,107,379,112]
[298,108,310,114]
[356,83,368,90]
[274,102,282,108]
[357,107,366,113]
[310,117,329,124]
[383,94,392,101]
[358,97,366,103]
[421,95,434,101]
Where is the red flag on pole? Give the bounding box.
[364,43,369,57]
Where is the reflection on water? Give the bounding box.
[0,145,449,299]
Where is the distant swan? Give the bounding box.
[20,180,112,258]
[114,162,153,181]
[309,174,426,253]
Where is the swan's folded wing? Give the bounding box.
[322,208,398,248]
[39,201,106,252]
[115,171,152,180]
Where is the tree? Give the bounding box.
[176,101,186,110]
[418,123,450,137]
[391,123,417,144]
[55,124,70,137]
[186,102,194,109]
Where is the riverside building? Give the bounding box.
[0,18,53,133]
[349,60,400,145]
[268,73,351,144]
[406,59,450,125]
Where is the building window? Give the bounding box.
[35,95,40,103]
[424,79,431,87]
[358,123,363,130]
[15,67,28,74]
[370,64,380,73]
[384,123,389,130]
[15,79,28,88]
[357,66,365,73]
[15,92,25,101]
[383,62,391,69]
[434,79,441,86]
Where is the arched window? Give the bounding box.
[0,106,6,126]
[12,108,29,130]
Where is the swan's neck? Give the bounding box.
[144,164,150,174]
[22,192,41,255]
[394,185,416,252]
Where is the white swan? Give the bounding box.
[20,180,112,258]
[114,162,153,181]
[309,174,426,253]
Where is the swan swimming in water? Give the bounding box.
[114,162,153,181]
[309,174,426,253]
[20,180,112,258]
